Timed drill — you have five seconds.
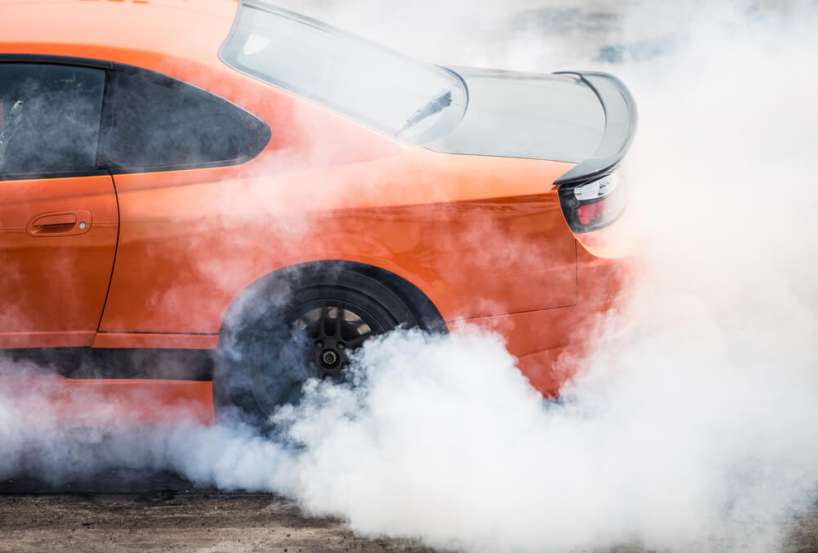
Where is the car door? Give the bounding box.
[95,65,270,341]
[0,61,118,348]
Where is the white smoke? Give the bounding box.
[3,1,818,552]
[175,2,818,551]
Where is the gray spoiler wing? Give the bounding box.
[553,71,638,187]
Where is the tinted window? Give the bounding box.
[0,64,105,177]
[103,67,271,172]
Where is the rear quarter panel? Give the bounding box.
[100,150,578,335]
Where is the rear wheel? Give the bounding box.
[215,268,420,428]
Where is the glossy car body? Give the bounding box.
[0,0,633,423]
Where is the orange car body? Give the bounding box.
[0,0,630,423]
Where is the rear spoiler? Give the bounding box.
[552,71,638,187]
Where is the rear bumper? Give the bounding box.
[466,235,631,397]
[576,225,633,305]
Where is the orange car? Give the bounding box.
[0,0,635,426]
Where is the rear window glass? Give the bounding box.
[102,67,271,173]
[0,63,104,177]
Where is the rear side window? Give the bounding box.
[102,67,271,172]
[0,63,105,178]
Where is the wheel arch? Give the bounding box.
[219,259,448,341]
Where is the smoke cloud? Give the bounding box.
[3,1,818,552]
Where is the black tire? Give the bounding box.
[215,266,420,429]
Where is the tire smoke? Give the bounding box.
[177,2,818,551]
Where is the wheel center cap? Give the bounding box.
[320,349,340,368]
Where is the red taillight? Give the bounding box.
[577,199,609,226]
[558,173,626,233]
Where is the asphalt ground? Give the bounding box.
[0,475,436,553]
[1,474,817,553]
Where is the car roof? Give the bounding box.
[0,0,239,70]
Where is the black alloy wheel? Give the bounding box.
[293,303,379,377]
[215,268,421,429]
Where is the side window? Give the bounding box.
[102,67,271,172]
[0,64,105,177]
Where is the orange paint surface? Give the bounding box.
[0,176,117,343]
[3,376,214,426]
[0,0,631,417]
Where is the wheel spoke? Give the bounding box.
[319,305,329,338]
[334,307,343,338]
[293,302,379,375]
[346,332,371,349]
